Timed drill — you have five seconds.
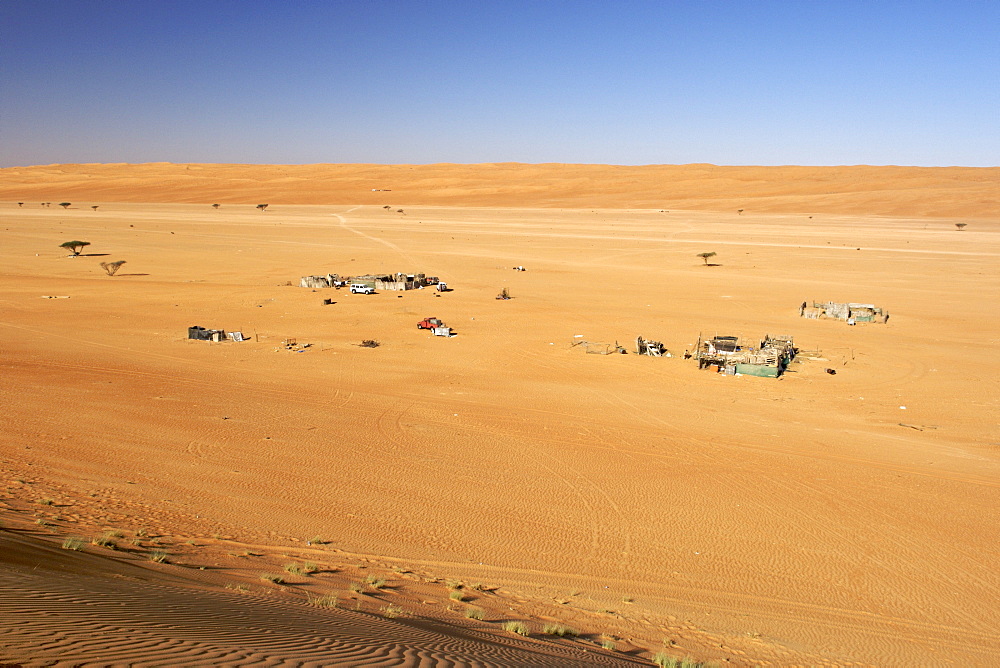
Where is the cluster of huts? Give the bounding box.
[801,301,888,324]
[300,272,440,291]
[690,299,887,378]
[202,267,885,381]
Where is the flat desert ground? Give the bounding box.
[1,163,998,666]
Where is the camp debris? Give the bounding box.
[695,334,797,377]
[281,338,312,352]
[636,335,669,357]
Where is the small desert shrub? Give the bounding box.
[652,653,677,668]
[149,551,169,563]
[224,583,249,593]
[601,639,616,651]
[349,581,365,593]
[360,339,380,348]
[92,532,118,549]
[99,260,126,276]
[35,519,51,527]
[308,593,339,608]
[364,574,386,589]
[309,535,328,545]
[502,620,530,636]
[62,537,85,551]
[260,573,285,584]
[542,623,577,637]
[382,604,403,618]
[622,595,635,604]
[39,498,54,505]
[653,654,703,668]
[464,607,485,620]
[284,562,303,575]
[449,590,466,602]
[469,582,486,591]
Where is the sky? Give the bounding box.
[1,1,998,167]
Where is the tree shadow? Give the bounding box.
[117,273,150,277]
[80,253,110,257]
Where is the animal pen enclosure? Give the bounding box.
[572,340,627,355]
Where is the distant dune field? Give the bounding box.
[1,163,998,666]
[1,162,997,218]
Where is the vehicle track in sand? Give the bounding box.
[6,346,996,495]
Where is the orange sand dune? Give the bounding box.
[1,161,997,217]
[1,163,999,665]
[0,530,642,667]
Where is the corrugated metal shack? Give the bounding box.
[695,334,796,377]
[800,301,888,323]
[188,326,225,342]
[300,274,340,288]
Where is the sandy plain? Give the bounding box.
[1,163,998,666]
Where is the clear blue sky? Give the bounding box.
[2,1,998,167]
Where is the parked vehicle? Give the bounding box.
[417,317,444,330]
[350,283,375,294]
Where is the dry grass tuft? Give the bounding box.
[502,620,530,636]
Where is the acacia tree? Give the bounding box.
[212,203,220,210]
[99,260,126,276]
[697,251,717,265]
[91,205,99,211]
[955,223,967,230]
[256,203,269,212]
[59,202,71,209]
[59,240,90,256]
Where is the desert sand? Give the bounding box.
[1,163,998,666]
